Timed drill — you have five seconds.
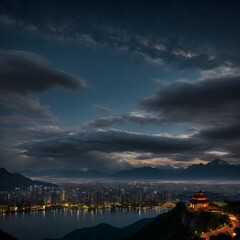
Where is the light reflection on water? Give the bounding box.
[0,207,168,240]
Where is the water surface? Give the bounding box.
[0,208,167,240]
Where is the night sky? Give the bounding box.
[0,0,240,173]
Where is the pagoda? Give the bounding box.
[188,190,210,211]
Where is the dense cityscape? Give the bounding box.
[1,182,240,214]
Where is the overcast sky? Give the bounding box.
[0,0,240,173]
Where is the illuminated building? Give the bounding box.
[188,190,210,211]
[44,193,51,205]
[61,190,66,202]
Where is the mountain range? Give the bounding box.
[3,159,240,185]
[113,159,240,180]
[0,168,57,191]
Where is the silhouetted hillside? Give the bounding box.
[0,229,17,240]
[48,218,152,240]
[124,202,229,240]
[0,168,57,191]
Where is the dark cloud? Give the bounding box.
[197,124,240,141]
[22,129,205,158]
[140,76,240,126]
[0,50,87,93]
[0,126,131,172]
[82,113,168,129]
[0,92,58,123]
[195,124,240,161]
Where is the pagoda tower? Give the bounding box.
[189,190,210,211]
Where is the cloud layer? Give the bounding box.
[1,1,239,69]
[0,50,87,93]
[140,75,240,126]
[0,92,58,123]
[19,129,208,171]
[19,126,240,171]
[23,129,204,157]
[0,1,240,172]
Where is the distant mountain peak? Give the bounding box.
[207,159,230,167]
[158,164,176,170]
[0,168,57,191]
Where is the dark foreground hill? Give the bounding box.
[124,202,230,240]
[0,229,17,240]
[47,218,152,240]
[0,168,57,191]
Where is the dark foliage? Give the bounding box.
[223,201,240,217]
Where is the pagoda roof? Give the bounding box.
[192,190,208,198]
[189,199,209,204]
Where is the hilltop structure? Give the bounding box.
[188,190,219,212]
[189,190,209,210]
